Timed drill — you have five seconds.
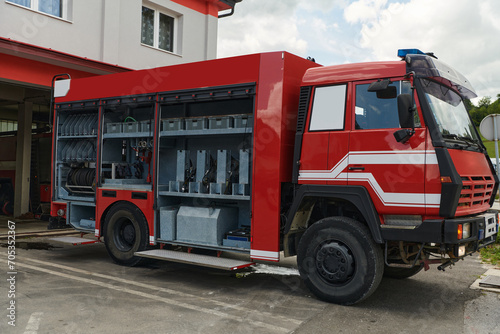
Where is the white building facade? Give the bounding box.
[0,0,238,69]
[0,0,240,216]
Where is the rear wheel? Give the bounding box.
[104,202,149,266]
[297,217,384,305]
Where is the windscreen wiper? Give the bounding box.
[442,134,482,151]
[457,136,482,149]
[442,134,471,149]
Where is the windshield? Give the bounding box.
[420,79,480,147]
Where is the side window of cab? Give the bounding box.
[309,84,347,131]
[355,80,415,130]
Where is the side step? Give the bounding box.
[135,249,254,271]
[49,236,101,246]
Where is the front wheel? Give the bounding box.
[297,217,384,305]
[103,202,149,266]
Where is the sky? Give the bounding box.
[217,0,500,102]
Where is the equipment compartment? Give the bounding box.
[67,201,96,232]
[100,97,155,189]
[54,102,99,201]
[156,84,255,250]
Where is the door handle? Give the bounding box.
[349,166,365,171]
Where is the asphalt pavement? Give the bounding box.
[0,214,499,334]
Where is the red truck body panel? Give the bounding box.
[250,53,320,260]
[302,61,406,86]
[53,52,320,261]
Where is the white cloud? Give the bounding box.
[218,0,307,58]
[340,0,500,99]
[297,0,345,13]
[344,0,388,23]
[218,0,500,99]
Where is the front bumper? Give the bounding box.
[443,211,498,244]
[442,211,498,256]
[381,210,499,254]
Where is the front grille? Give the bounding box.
[457,175,494,214]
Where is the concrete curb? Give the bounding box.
[470,268,500,293]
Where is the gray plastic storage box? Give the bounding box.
[140,121,151,133]
[234,115,253,128]
[185,118,208,131]
[176,206,238,246]
[106,122,122,133]
[79,219,96,229]
[163,118,184,131]
[123,122,139,133]
[222,238,250,249]
[208,116,233,129]
[159,207,178,241]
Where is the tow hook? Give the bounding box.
[438,259,458,271]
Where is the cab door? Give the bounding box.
[298,84,349,185]
[348,79,428,216]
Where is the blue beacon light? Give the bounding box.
[397,49,426,58]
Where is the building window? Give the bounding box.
[7,0,65,18]
[141,5,175,53]
[39,0,61,17]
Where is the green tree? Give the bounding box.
[468,95,500,126]
[464,98,474,111]
[478,96,492,108]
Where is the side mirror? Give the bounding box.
[368,79,391,92]
[394,129,414,143]
[397,93,414,128]
[368,79,397,99]
[376,86,397,99]
[395,94,415,143]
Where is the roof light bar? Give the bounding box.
[398,49,426,58]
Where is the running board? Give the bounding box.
[49,236,100,246]
[134,249,255,271]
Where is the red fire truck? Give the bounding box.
[50,49,499,305]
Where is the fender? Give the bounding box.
[284,185,383,243]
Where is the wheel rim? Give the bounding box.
[113,218,136,251]
[315,241,355,285]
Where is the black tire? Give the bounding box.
[384,264,423,279]
[297,217,384,305]
[103,202,149,266]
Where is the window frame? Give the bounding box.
[308,84,348,132]
[141,4,178,54]
[6,0,70,20]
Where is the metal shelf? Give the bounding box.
[158,190,250,201]
[58,135,97,139]
[103,132,153,139]
[160,127,252,137]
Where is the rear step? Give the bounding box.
[135,249,254,271]
[49,236,101,246]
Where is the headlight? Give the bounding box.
[458,223,471,240]
[458,245,466,257]
[463,223,471,239]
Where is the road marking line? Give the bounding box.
[22,257,303,325]
[23,312,43,334]
[0,259,292,333]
